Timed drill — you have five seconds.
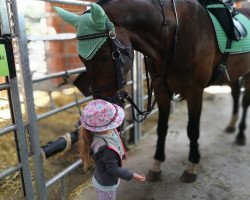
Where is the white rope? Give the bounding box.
[61,133,72,152]
[40,149,47,162]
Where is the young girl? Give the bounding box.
[79,99,146,200]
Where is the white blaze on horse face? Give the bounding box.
[186,162,199,175]
[150,159,162,172]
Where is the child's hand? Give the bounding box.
[133,173,146,182]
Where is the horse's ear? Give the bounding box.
[90,3,107,30]
[53,6,79,27]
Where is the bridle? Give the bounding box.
[77,0,179,122]
[77,20,158,122]
[77,22,133,103]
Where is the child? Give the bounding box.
[79,99,146,200]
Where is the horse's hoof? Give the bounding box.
[146,170,161,182]
[225,126,235,133]
[235,136,246,146]
[180,170,197,183]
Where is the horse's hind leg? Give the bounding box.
[146,92,171,182]
[181,88,203,183]
[225,80,241,133]
[236,75,250,145]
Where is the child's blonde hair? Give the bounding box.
[79,126,94,171]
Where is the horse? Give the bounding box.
[55,0,250,183]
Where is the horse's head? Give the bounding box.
[54,4,134,107]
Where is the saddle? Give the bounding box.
[200,0,247,41]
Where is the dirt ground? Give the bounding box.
[73,92,250,200]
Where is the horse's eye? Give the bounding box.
[102,55,110,62]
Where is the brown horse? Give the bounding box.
[57,0,250,183]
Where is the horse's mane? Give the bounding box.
[96,0,114,6]
[82,0,114,14]
[97,0,167,6]
[81,0,113,14]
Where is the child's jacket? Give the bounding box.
[91,130,133,186]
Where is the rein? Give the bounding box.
[125,56,159,122]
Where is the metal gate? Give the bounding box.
[0,0,158,199]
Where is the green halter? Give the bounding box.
[53,3,115,60]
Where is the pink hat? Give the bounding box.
[80,99,125,132]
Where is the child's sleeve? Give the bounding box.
[101,148,134,181]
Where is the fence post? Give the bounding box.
[132,52,144,144]
[0,0,11,35]
[11,0,47,199]
[136,52,144,142]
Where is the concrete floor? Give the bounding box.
[74,92,250,200]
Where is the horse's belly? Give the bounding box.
[227,53,250,81]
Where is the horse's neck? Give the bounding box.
[103,0,175,65]
[104,0,203,69]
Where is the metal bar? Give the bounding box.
[137,53,144,143]
[12,0,47,198]
[0,124,16,136]
[33,68,85,83]
[37,96,92,121]
[6,75,35,198]
[60,178,67,200]
[132,52,139,144]
[148,108,158,117]
[46,159,82,187]
[0,0,11,35]
[143,93,155,100]
[126,80,133,86]
[0,82,11,91]
[124,104,131,110]
[0,164,22,179]
[124,124,134,132]
[41,0,92,6]
[27,33,76,41]
[132,52,144,144]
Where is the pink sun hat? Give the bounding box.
[80,99,125,132]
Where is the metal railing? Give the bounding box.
[0,0,158,199]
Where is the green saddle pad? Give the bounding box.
[207,5,250,54]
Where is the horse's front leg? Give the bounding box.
[181,88,203,183]
[146,93,171,182]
